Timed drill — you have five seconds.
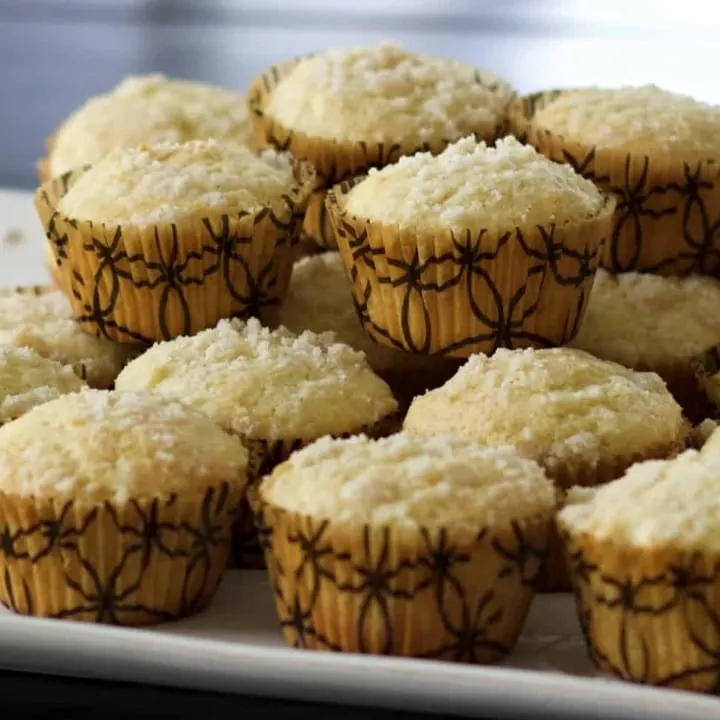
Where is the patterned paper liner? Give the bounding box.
[325,177,616,358]
[690,344,720,416]
[0,483,243,625]
[250,489,552,660]
[509,91,720,277]
[560,527,720,693]
[247,56,511,250]
[34,162,316,344]
[539,436,689,593]
[229,412,403,570]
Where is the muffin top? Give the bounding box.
[280,252,450,374]
[0,345,84,425]
[266,43,513,146]
[570,270,720,367]
[0,389,248,503]
[559,450,720,551]
[58,140,296,227]
[261,433,554,533]
[49,74,253,176]
[115,318,397,441]
[533,85,720,161]
[0,286,135,388]
[403,347,685,472]
[343,136,606,234]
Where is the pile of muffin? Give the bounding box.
[1,43,720,693]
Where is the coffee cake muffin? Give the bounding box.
[404,347,686,486]
[252,433,555,660]
[36,140,315,343]
[511,85,720,275]
[0,389,248,625]
[249,43,514,249]
[0,285,136,388]
[327,135,615,358]
[692,344,720,416]
[42,74,254,180]
[404,347,688,590]
[0,346,84,425]
[279,252,460,405]
[116,317,398,567]
[559,450,720,692]
[570,270,720,420]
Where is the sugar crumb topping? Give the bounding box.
[560,450,720,550]
[116,318,397,440]
[404,347,685,470]
[0,286,134,388]
[50,74,253,176]
[533,85,720,160]
[344,135,605,233]
[0,389,248,503]
[262,433,555,532]
[58,139,295,227]
[570,270,720,367]
[267,43,513,145]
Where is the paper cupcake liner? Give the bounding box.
[229,412,403,570]
[539,437,689,593]
[34,162,316,344]
[0,483,242,625]
[560,529,720,693]
[250,491,551,660]
[326,177,615,358]
[509,92,720,277]
[44,241,65,290]
[691,344,720,416]
[247,56,511,249]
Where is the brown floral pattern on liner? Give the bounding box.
[34,162,316,345]
[250,488,550,660]
[509,92,720,277]
[229,412,403,570]
[538,434,690,594]
[325,177,615,359]
[247,56,511,251]
[691,344,720,415]
[561,528,720,693]
[0,483,242,626]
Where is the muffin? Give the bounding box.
[404,347,688,590]
[691,344,720,415]
[41,74,254,181]
[559,450,720,692]
[327,135,615,358]
[35,140,315,344]
[0,285,137,388]
[251,433,555,660]
[697,421,720,454]
[0,345,85,425]
[249,43,515,250]
[510,85,720,276]
[570,270,720,421]
[115,317,399,567]
[0,389,248,625]
[279,252,461,406]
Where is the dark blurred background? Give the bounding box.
[1,0,717,189]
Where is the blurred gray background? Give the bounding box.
[1,0,718,189]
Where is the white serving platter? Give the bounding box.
[0,188,719,720]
